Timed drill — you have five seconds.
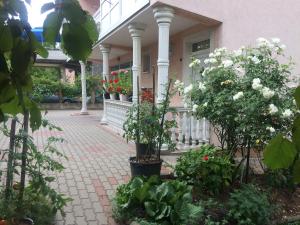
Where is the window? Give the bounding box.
[142,53,151,73]
[192,39,210,52]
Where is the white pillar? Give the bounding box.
[80,61,88,115]
[100,44,111,124]
[153,6,174,103]
[128,23,145,103]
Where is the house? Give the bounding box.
[79,0,300,150]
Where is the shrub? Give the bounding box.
[112,176,203,225]
[227,184,274,225]
[174,145,234,194]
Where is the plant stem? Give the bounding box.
[19,110,29,202]
[245,138,251,183]
[5,118,17,201]
[136,76,140,161]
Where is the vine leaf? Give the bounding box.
[41,2,55,14]
[294,86,300,109]
[0,25,13,52]
[292,116,300,151]
[264,134,297,169]
[29,101,42,132]
[293,159,300,183]
[43,11,63,46]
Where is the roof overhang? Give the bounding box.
[89,3,221,61]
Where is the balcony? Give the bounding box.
[94,0,150,40]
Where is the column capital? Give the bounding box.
[99,44,111,53]
[153,6,174,24]
[128,22,146,37]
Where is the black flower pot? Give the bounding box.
[129,156,162,177]
[136,143,155,157]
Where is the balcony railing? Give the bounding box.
[105,100,210,151]
[93,0,150,39]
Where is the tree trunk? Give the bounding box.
[5,118,17,200]
[18,110,29,202]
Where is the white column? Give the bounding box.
[80,61,88,115]
[100,44,111,124]
[153,6,174,103]
[128,23,145,103]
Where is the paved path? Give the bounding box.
[0,110,134,225]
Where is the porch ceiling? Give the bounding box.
[89,5,220,61]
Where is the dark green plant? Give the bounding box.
[264,86,300,183]
[113,176,204,225]
[227,184,274,225]
[175,145,234,195]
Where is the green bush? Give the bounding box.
[112,176,203,225]
[174,145,234,195]
[227,184,274,225]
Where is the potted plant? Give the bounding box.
[116,69,132,102]
[123,79,176,177]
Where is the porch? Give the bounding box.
[88,2,221,150]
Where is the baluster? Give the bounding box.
[177,111,184,150]
[196,119,201,148]
[205,118,210,144]
[184,112,190,150]
[202,117,207,144]
[191,114,196,148]
[171,112,177,144]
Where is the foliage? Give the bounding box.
[112,176,204,225]
[174,145,234,195]
[123,81,177,160]
[227,184,274,225]
[175,38,297,182]
[264,86,300,183]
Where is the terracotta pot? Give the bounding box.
[0,220,8,225]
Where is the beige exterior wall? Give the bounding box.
[151,0,300,78]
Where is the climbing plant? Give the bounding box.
[0,0,98,215]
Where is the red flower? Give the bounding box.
[111,71,118,76]
[114,79,119,83]
[116,87,122,92]
[203,155,209,161]
[109,80,113,84]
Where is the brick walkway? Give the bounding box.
[0,110,134,225]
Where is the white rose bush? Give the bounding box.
[175,38,298,182]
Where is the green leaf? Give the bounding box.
[29,32,49,58]
[293,159,300,183]
[43,11,63,46]
[45,176,56,182]
[10,0,28,21]
[62,0,86,23]
[0,25,13,52]
[29,101,42,132]
[83,15,99,43]
[1,95,22,115]
[294,86,300,109]
[264,134,297,169]
[292,116,300,151]
[41,2,55,14]
[61,23,93,61]
[0,84,16,104]
[144,201,157,217]
[0,110,4,122]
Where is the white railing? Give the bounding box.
[105,100,133,133]
[169,108,210,151]
[105,100,210,151]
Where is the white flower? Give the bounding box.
[252,78,263,90]
[204,59,210,64]
[203,102,208,107]
[174,80,184,93]
[184,103,188,108]
[198,82,206,91]
[223,59,233,68]
[184,84,193,94]
[271,38,280,44]
[233,92,244,101]
[261,87,275,99]
[293,99,297,106]
[234,49,242,57]
[282,109,293,118]
[221,80,234,85]
[250,56,260,64]
[280,44,286,50]
[269,104,278,114]
[266,126,275,133]
[215,51,221,57]
[192,104,199,112]
[209,53,214,57]
[256,37,270,47]
[235,67,245,76]
[209,58,217,64]
[189,59,201,68]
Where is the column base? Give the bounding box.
[80,110,89,115]
[100,115,108,125]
